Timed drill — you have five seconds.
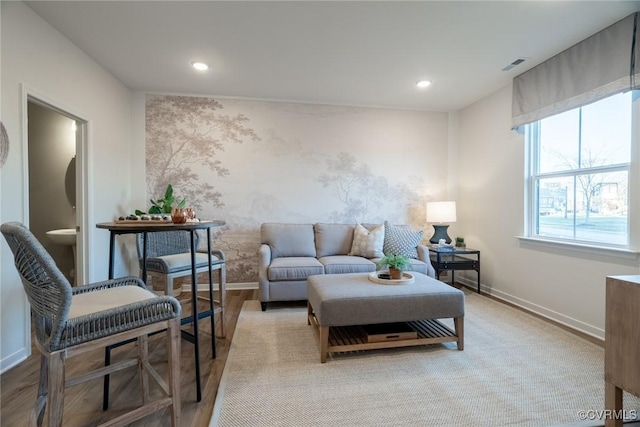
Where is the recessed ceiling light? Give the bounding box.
[416,80,432,89]
[191,61,209,71]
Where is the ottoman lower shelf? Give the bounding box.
[308,305,463,362]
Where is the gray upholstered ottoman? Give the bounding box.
[307,272,464,362]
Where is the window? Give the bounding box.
[526,92,634,247]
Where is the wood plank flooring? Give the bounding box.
[0,289,257,427]
[3,286,640,427]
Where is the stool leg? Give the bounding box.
[47,351,65,427]
[218,266,226,338]
[166,275,173,297]
[138,335,150,405]
[33,354,48,427]
[208,268,215,350]
[168,317,181,427]
[102,346,111,410]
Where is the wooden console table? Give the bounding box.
[605,275,640,427]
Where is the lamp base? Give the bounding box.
[429,225,452,244]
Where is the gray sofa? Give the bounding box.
[258,222,436,310]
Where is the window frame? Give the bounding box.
[523,91,640,258]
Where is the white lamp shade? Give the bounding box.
[427,201,457,223]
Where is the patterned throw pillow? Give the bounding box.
[383,221,424,259]
[348,223,385,258]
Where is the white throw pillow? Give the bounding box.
[348,223,385,258]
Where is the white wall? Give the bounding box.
[140,94,449,284]
[456,84,640,339]
[0,2,134,372]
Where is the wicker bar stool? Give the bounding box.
[1,222,182,427]
[136,230,226,337]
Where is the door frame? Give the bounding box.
[21,84,90,286]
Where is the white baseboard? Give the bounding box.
[457,276,604,340]
[0,346,30,374]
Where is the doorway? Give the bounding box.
[25,94,88,286]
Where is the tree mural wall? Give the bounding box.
[146,95,259,210]
[145,95,449,284]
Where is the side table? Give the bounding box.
[429,247,481,293]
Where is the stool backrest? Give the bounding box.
[1,221,72,352]
[136,230,199,259]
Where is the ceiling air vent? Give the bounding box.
[502,58,526,72]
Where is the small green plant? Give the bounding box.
[135,184,186,215]
[377,254,411,271]
[455,236,465,247]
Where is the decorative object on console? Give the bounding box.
[427,201,457,244]
[135,184,186,216]
[383,221,424,259]
[349,223,385,258]
[171,208,187,224]
[376,253,411,279]
[455,236,466,248]
[186,207,197,221]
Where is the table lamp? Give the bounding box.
[427,201,456,244]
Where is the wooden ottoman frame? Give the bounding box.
[307,272,464,363]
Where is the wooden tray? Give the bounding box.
[368,271,415,285]
[114,219,172,224]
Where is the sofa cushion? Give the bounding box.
[348,223,385,258]
[315,223,355,258]
[267,257,324,281]
[146,253,223,274]
[319,255,376,274]
[383,221,424,259]
[261,223,316,258]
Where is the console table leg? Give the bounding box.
[604,381,623,427]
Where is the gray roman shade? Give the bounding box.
[512,12,640,128]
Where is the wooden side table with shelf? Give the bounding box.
[429,247,481,293]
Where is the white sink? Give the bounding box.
[46,228,77,246]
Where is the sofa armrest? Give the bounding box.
[258,244,272,301]
[417,245,436,278]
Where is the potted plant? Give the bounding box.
[377,254,411,279]
[135,184,186,214]
[149,184,186,214]
[455,237,466,248]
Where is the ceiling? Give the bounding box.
[25,1,640,112]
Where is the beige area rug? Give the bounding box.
[211,293,640,427]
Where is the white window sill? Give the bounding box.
[516,236,640,260]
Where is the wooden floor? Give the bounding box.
[3,286,640,427]
[0,288,258,427]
